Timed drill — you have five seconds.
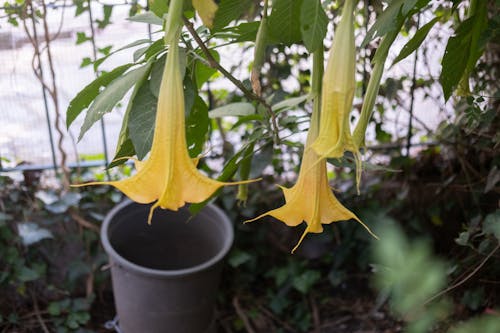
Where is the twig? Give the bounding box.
[31,292,50,333]
[257,304,298,333]
[232,296,256,333]
[309,295,321,333]
[320,315,352,328]
[420,243,500,308]
[40,0,70,189]
[182,17,280,144]
[69,209,100,232]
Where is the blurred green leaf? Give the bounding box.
[300,0,327,53]
[292,270,320,294]
[209,102,255,118]
[483,210,500,241]
[392,16,439,65]
[267,0,303,45]
[228,250,252,267]
[212,0,252,31]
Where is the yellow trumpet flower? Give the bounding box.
[246,50,377,253]
[246,110,376,253]
[74,1,254,223]
[311,0,363,189]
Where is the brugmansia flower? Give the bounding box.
[246,49,377,253]
[75,1,253,223]
[246,109,376,253]
[310,0,363,189]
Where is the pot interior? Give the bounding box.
[106,203,229,271]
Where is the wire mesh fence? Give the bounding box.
[0,0,150,172]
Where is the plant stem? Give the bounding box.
[182,17,280,144]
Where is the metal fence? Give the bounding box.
[0,0,151,172]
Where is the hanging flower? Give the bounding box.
[310,0,363,189]
[246,141,376,252]
[246,49,377,253]
[74,2,254,223]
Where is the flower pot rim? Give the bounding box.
[101,199,234,278]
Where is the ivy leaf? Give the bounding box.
[212,0,252,31]
[78,63,152,141]
[300,0,327,53]
[79,57,92,68]
[128,80,157,159]
[76,31,91,45]
[267,0,303,45]
[96,5,113,29]
[67,63,133,128]
[392,16,439,65]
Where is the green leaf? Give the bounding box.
[144,39,166,60]
[292,270,321,294]
[147,0,168,19]
[109,138,136,168]
[300,0,327,53]
[193,49,219,88]
[392,16,439,65]
[209,102,255,118]
[267,0,303,45]
[483,210,500,241]
[212,0,252,31]
[149,54,166,98]
[186,96,209,158]
[76,31,91,45]
[18,266,40,282]
[78,63,152,141]
[228,250,252,268]
[439,18,475,101]
[47,302,61,316]
[93,39,151,71]
[216,21,260,42]
[271,94,308,112]
[67,63,133,128]
[128,80,157,159]
[362,0,417,47]
[79,57,92,68]
[98,45,112,56]
[96,5,113,29]
[127,11,164,26]
[133,46,150,62]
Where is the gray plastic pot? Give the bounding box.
[101,199,233,333]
